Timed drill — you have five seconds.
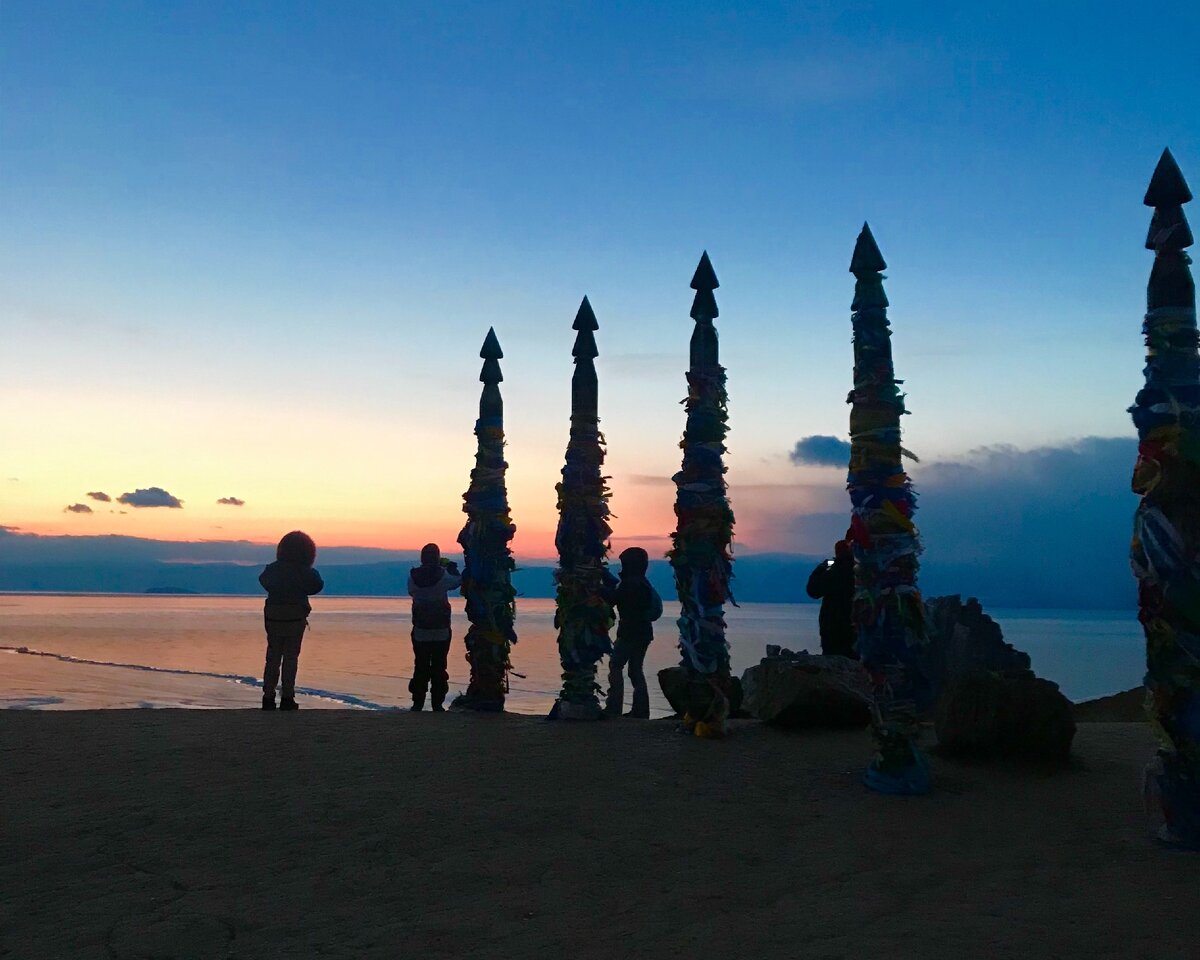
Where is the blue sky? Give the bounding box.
[1,1,1197,572]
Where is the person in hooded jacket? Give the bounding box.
[604,547,663,718]
[407,543,462,711]
[258,530,324,710]
[805,538,857,659]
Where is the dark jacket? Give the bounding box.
[259,560,324,611]
[259,561,324,637]
[805,558,856,658]
[612,573,663,645]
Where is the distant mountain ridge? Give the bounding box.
[0,530,1134,609]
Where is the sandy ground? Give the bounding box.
[0,711,1193,960]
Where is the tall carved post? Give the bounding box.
[1131,149,1200,848]
[551,297,614,720]
[846,223,931,794]
[668,252,736,738]
[453,327,518,712]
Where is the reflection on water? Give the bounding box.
[0,595,1143,712]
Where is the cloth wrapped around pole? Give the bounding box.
[846,223,932,795]
[1130,149,1200,848]
[551,298,614,719]
[668,252,736,738]
[453,327,518,712]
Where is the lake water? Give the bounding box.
[0,595,1146,715]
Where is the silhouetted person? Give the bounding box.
[259,531,324,710]
[806,539,857,659]
[407,543,462,712]
[605,547,663,718]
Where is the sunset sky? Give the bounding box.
[2,1,1197,562]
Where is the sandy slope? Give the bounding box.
[0,712,1192,960]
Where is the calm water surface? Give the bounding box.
[0,595,1144,714]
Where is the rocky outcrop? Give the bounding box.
[922,595,1032,700]
[739,649,871,729]
[934,671,1076,761]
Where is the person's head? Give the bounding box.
[618,546,649,576]
[834,539,853,562]
[277,530,317,566]
[420,543,441,566]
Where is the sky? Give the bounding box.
[1,1,1197,576]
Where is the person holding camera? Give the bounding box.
[406,543,462,711]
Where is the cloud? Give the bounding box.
[64,503,93,514]
[87,491,111,502]
[909,437,1139,607]
[117,487,183,509]
[751,435,1141,608]
[789,435,851,467]
[216,497,245,507]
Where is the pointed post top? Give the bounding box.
[690,251,719,290]
[1144,148,1193,207]
[573,295,599,331]
[480,326,503,360]
[850,222,887,275]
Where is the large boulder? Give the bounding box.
[657,667,747,718]
[934,670,1076,761]
[740,650,872,729]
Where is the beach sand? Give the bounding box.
[0,711,1191,960]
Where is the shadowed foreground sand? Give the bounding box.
[0,711,1192,960]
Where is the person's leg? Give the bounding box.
[430,639,451,709]
[263,635,283,701]
[605,640,631,715]
[628,640,650,718]
[409,638,430,709]
[280,631,305,703]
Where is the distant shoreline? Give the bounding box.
[0,589,1136,613]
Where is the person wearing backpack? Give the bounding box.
[406,543,462,712]
[604,547,663,719]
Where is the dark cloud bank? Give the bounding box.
[216,497,245,507]
[781,436,1139,609]
[63,503,93,515]
[87,491,111,503]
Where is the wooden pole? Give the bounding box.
[453,327,517,712]
[1131,149,1200,847]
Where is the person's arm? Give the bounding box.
[307,568,325,596]
[442,570,462,591]
[406,571,417,597]
[258,564,278,592]
[601,571,620,606]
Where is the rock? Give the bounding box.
[740,651,872,729]
[1073,687,1146,723]
[656,667,748,719]
[658,667,690,716]
[934,670,1076,761]
[922,596,1033,702]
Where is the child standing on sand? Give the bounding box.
[407,543,462,712]
[605,547,663,719]
[258,531,324,711]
